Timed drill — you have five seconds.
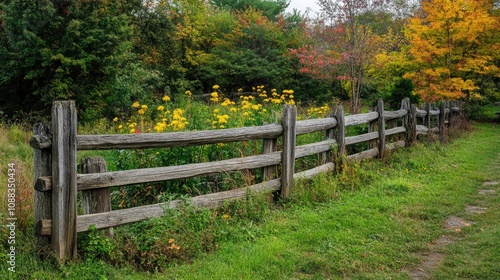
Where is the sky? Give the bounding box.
[286,0,321,14]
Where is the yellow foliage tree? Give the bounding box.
[404,0,499,101]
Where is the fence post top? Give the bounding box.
[52,101,76,111]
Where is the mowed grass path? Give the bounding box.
[32,123,500,279]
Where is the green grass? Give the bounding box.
[1,122,499,279]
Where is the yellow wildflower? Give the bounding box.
[138,109,145,115]
[113,117,119,122]
[185,90,192,97]
[212,85,220,90]
[162,95,171,102]
[157,105,165,111]
[132,101,140,108]
[141,104,148,110]
[210,92,219,102]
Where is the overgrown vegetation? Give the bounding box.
[1,1,498,122]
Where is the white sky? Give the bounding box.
[286,0,321,14]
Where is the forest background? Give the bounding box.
[0,0,498,124]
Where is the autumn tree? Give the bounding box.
[290,0,389,113]
[404,0,500,102]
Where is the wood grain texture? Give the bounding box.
[345,111,379,127]
[51,101,78,262]
[280,105,297,199]
[377,99,386,159]
[296,117,337,135]
[345,132,379,146]
[77,124,283,150]
[384,109,408,121]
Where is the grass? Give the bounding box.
[1,122,499,279]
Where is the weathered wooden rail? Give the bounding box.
[31,98,461,262]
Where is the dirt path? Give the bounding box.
[405,182,497,279]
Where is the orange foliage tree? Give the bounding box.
[404,0,499,102]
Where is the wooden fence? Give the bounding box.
[30,98,461,262]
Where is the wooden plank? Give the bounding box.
[344,111,378,127]
[385,126,406,137]
[37,180,283,234]
[345,131,379,146]
[429,109,440,116]
[296,117,337,135]
[293,162,335,179]
[347,148,379,162]
[37,152,283,191]
[76,124,282,150]
[32,118,338,150]
[416,108,427,118]
[335,106,346,158]
[33,123,52,257]
[416,125,429,135]
[377,99,386,159]
[384,109,408,121]
[51,101,78,262]
[280,105,297,200]
[79,152,283,191]
[295,139,337,158]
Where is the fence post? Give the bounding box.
[262,138,278,181]
[280,105,297,200]
[335,106,346,158]
[51,101,78,262]
[425,103,431,129]
[80,156,113,237]
[401,98,410,144]
[376,99,386,159]
[446,101,452,128]
[439,102,446,143]
[32,123,52,257]
[323,110,336,163]
[368,107,377,150]
[450,101,456,127]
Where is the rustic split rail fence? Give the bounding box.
[31,98,461,262]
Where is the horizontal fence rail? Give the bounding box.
[31,98,462,262]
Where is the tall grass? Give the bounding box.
[0,124,34,229]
